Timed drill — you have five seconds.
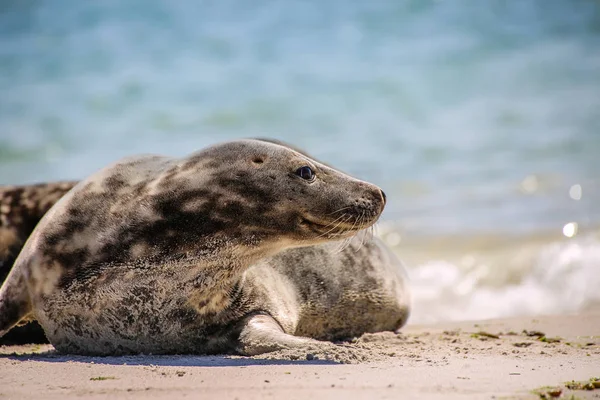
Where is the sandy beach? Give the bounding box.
[1,311,598,400]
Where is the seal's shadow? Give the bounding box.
[1,351,340,366]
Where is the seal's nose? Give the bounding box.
[380,189,386,205]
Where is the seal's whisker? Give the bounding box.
[334,237,346,253]
[363,219,376,245]
[339,215,359,253]
[354,211,369,252]
[316,214,351,240]
[326,206,353,216]
[368,225,375,241]
[340,213,363,251]
[344,237,353,252]
[313,214,348,239]
[344,235,353,249]
[333,213,361,254]
[348,211,361,232]
[333,236,352,254]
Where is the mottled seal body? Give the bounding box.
[0,139,409,355]
[1,181,76,279]
[241,235,410,354]
[0,182,77,344]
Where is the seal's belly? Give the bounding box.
[34,268,243,355]
[294,291,407,341]
[264,237,411,341]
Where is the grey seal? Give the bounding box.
[0,181,76,344]
[0,139,410,355]
[1,181,76,277]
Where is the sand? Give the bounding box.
[1,312,598,400]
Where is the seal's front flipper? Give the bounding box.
[236,314,327,356]
[0,267,32,337]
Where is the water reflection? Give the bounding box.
[562,222,578,238]
[569,184,582,201]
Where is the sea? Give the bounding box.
[1,0,599,324]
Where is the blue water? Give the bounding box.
[1,0,599,236]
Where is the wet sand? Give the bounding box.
[1,311,598,400]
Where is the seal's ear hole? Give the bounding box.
[252,157,264,165]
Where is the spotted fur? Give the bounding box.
[0,182,76,344]
[0,181,76,276]
[0,139,409,355]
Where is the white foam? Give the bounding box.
[405,234,600,323]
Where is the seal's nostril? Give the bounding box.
[380,190,386,204]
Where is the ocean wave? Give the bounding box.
[378,226,600,323]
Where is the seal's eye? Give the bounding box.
[296,166,315,181]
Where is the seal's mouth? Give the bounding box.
[300,213,378,238]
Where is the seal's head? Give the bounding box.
[174,139,386,250]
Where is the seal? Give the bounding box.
[0,139,410,355]
[0,181,76,344]
[1,181,76,277]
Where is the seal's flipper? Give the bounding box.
[237,314,323,356]
[0,266,32,337]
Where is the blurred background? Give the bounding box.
[1,0,599,323]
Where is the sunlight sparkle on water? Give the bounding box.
[569,184,582,200]
[385,232,402,247]
[519,175,539,194]
[562,222,578,238]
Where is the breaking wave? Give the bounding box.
[378,226,600,323]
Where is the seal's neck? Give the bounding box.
[184,241,285,315]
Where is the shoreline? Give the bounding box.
[1,311,598,399]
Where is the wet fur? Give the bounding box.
[0,139,409,354]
